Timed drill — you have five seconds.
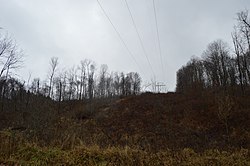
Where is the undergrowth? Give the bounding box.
[0,130,249,166]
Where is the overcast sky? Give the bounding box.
[1,0,250,91]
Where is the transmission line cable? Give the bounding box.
[124,0,155,78]
[153,0,165,82]
[96,0,143,74]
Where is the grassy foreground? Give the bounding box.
[1,145,249,166]
[1,131,249,166]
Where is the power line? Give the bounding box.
[124,0,155,78]
[96,0,143,74]
[153,0,165,81]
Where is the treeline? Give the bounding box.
[0,32,25,111]
[0,30,141,110]
[29,59,141,101]
[176,10,250,93]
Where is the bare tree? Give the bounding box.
[106,72,113,97]
[0,33,23,78]
[120,72,126,96]
[67,66,77,100]
[82,59,93,98]
[0,32,23,111]
[98,64,108,98]
[132,72,141,95]
[237,10,250,84]
[203,40,231,88]
[88,63,96,100]
[237,10,250,29]
[114,72,121,96]
[30,78,40,94]
[78,60,87,100]
[48,57,58,98]
[54,74,63,102]
[61,70,68,101]
[232,30,244,92]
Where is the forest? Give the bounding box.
[0,10,250,166]
[176,11,250,94]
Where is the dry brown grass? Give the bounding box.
[0,130,250,165]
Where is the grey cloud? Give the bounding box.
[1,0,250,90]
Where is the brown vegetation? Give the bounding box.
[0,90,250,165]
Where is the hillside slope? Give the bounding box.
[1,92,248,151]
